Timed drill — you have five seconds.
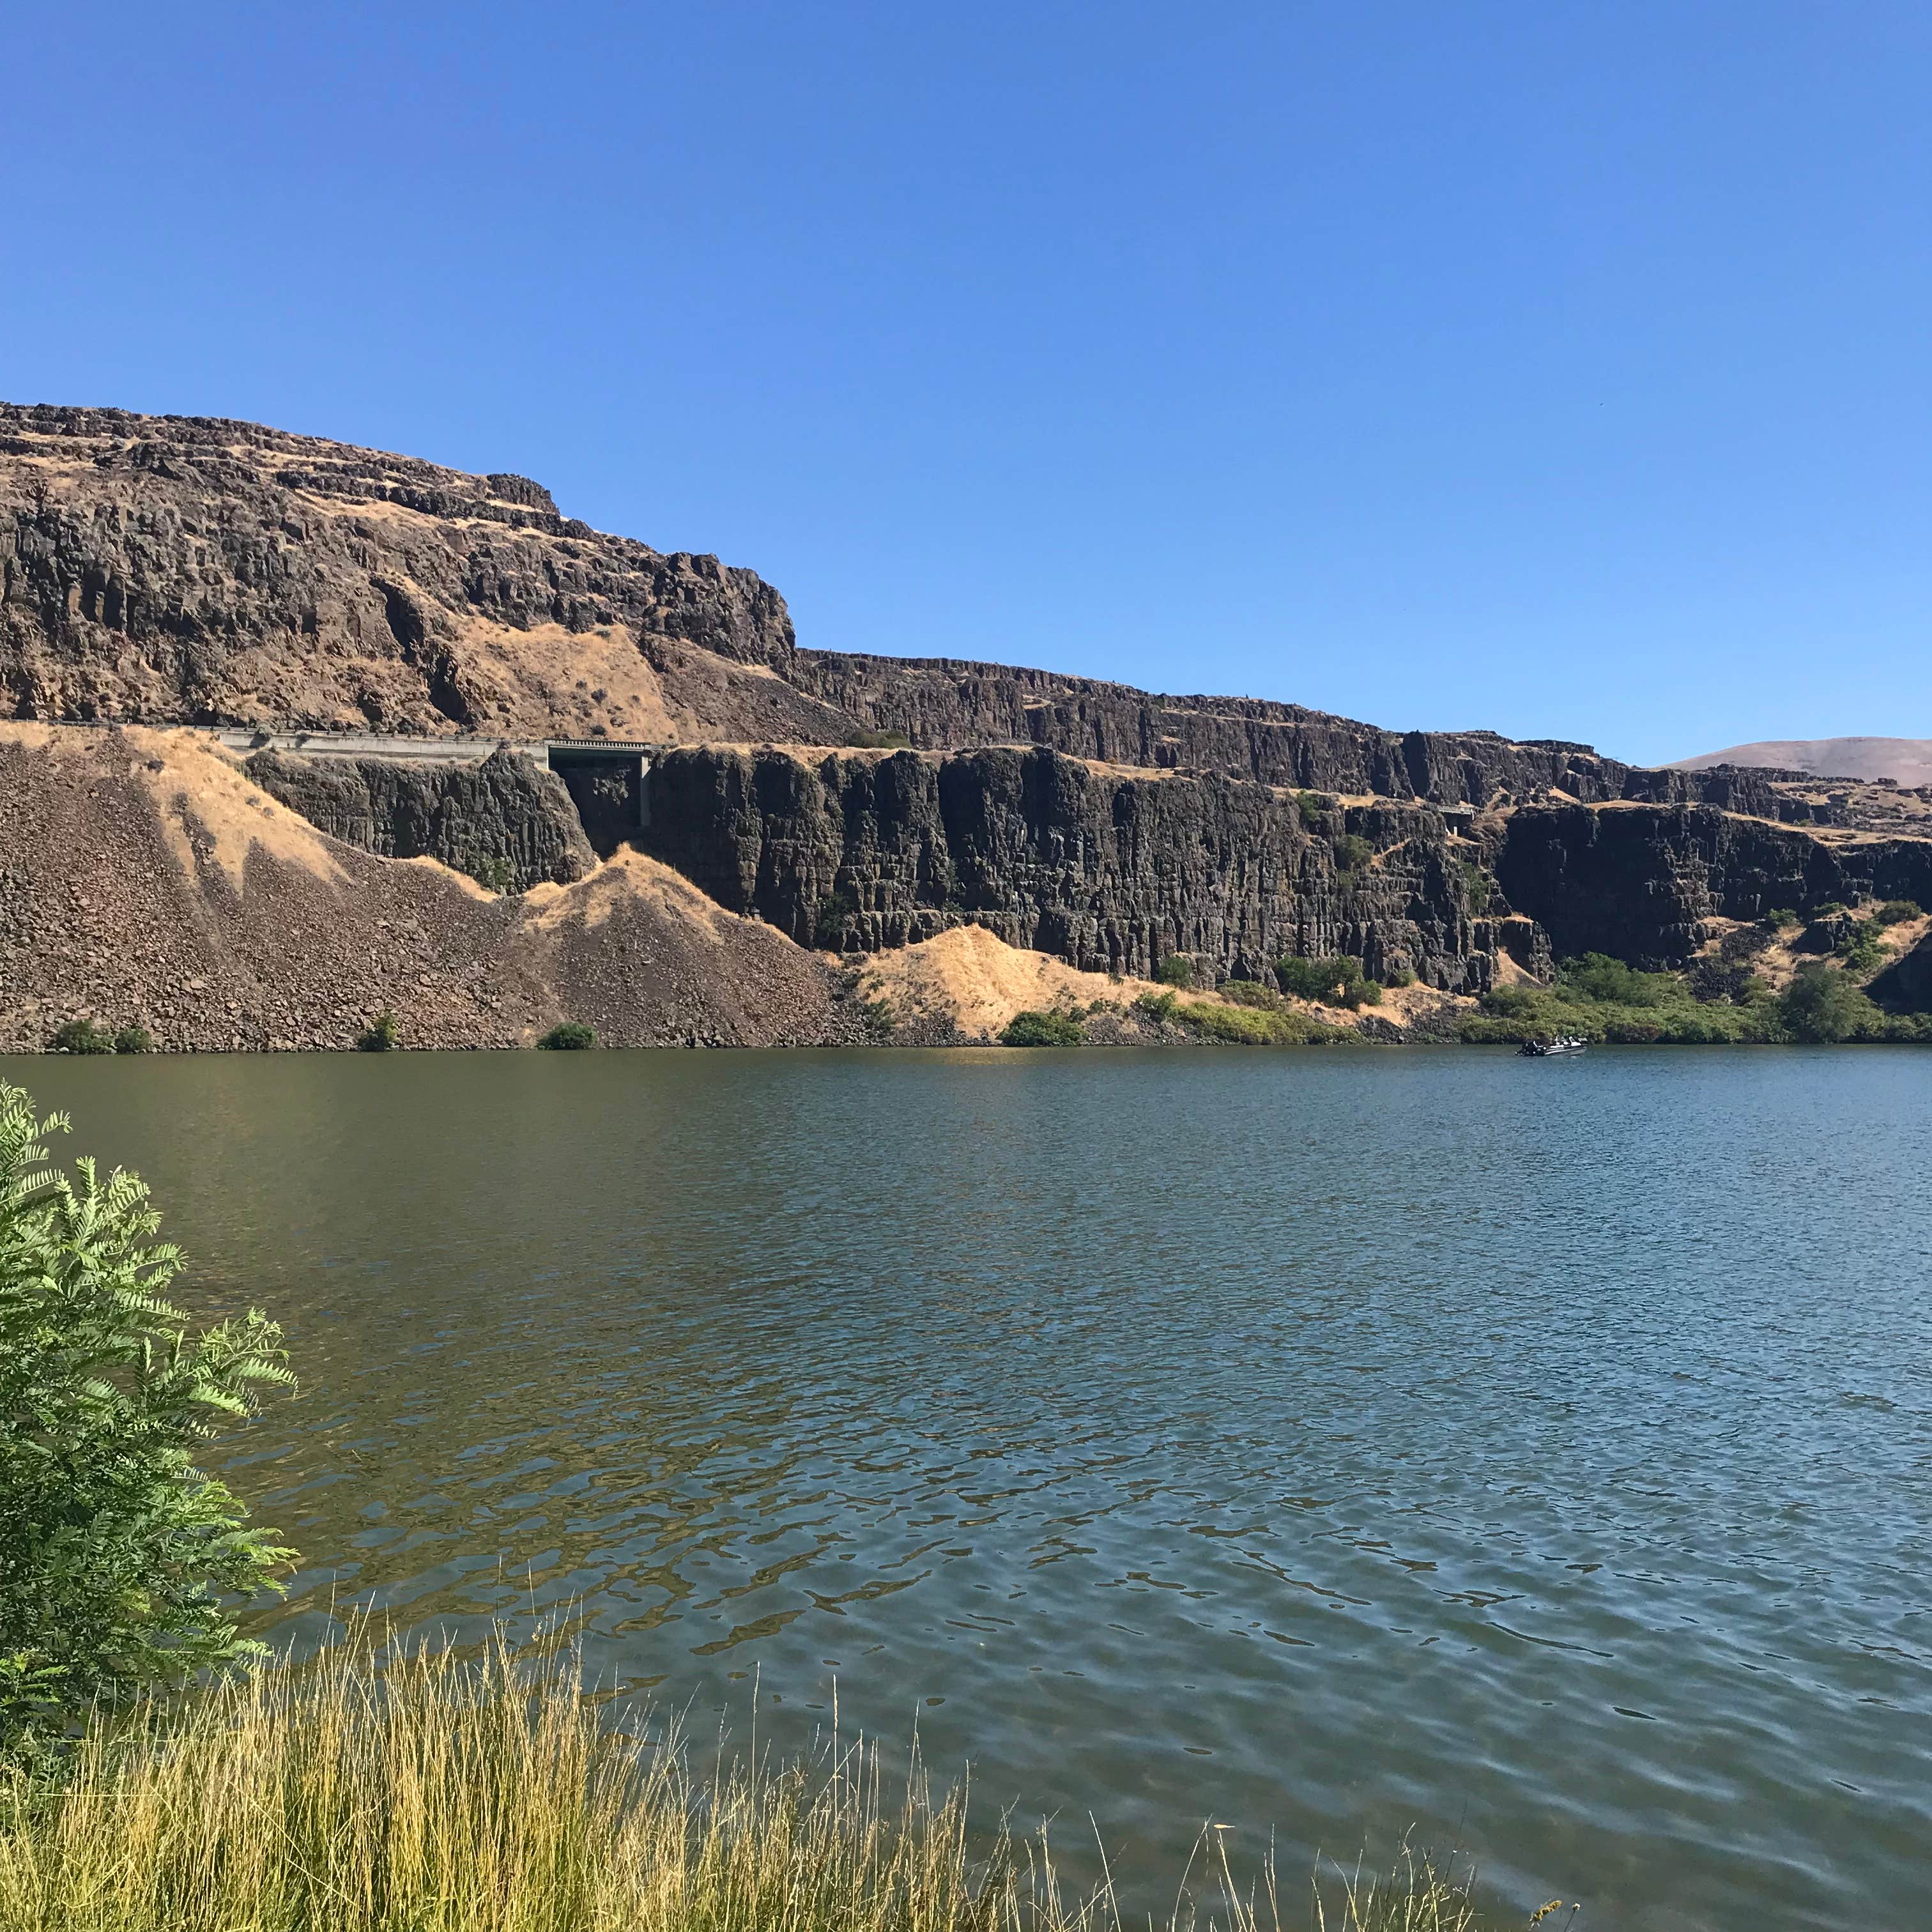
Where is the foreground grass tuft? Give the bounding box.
[0,1639,1513,1932]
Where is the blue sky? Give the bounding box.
[4,2,1926,765]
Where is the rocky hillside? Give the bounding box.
[3,402,1931,1050]
[0,403,853,744]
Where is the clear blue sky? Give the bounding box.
[6,3,1926,765]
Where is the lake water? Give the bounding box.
[7,1046,1929,1930]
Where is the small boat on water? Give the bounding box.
[1519,1035,1587,1057]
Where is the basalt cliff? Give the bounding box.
[3,401,1929,1050]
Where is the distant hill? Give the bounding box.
[1674,738,1932,788]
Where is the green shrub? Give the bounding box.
[1387,967,1416,988]
[1175,1000,1342,1046]
[0,1084,295,1752]
[1292,791,1333,828]
[1134,990,1180,1023]
[50,1018,113,1055]
[1458,861,1494,914]
[1154,954,1196,988]
[1000,1009,1084,1046]
[465,853,518,896]
[355,1010,401,1053]
[1780,964,1883,1043]
[1874,900,1922,925]
[1276,955,1380,1008]
[1220,979,1286,1011]
[813,885,859,951]
[1331,833,1374,875]
[537,1021,597,1050]
[843,728,913,749]
[1761,908,1799,930]
[112,1026,154,1055]
[1558,953,1675,1008]
[1834,919,1890,974]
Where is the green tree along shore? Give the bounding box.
[0,1082,1549,1929]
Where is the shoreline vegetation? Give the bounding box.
[33,908,1929,1057]
[0,1637,1523,1932]
[998,916,1931,1050]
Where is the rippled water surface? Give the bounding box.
[10,1047,1930,1930]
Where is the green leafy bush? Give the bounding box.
[1761,907,1799,930]
[1874,900,1922,925]
[355,1010,401,1053]
[111,1025,153,1055]
[1174,1000,1344,1046]
[1292,791,1333,829]
[1458,861,1494,914]
[1000,1009,1085,1046]
[1834,919,1890,974]
[1154,954,1197,988]
[1780,964,1883,1043]
[537,1022,597,1050]
[464,853,518,896]
[1134,990,1180,1023]
[0,1085,295,1752]
[843,729,914,750]
[1331,833,1374,875]
[1220,979,1287,1011]
[50,1019,113,1055]
[1275,955,1379,1008]
[813,885,859,950]
[1387,967,1416,988]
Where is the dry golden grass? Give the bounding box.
[0,1637,1519,1932]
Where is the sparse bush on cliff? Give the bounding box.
[0,1084,294,1754]
[464,852,518,896]
[1001,1009,1085,1046]
[1874,899,1922,925]
[814,885,860,951]
[843,728,914,749]
[1457,860,1494,914]
[1155,954,1196,988]
[1388,967,1416,988]
[1292,790,1333,829]
[537,1021,597,1050]
[355,1010,401,1052]
[50,1020,113,1055]
[1331,832,1374,875]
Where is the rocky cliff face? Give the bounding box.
[246,748,596,893]
[790,650,1811,815]
[0,403,856,743]
[6,402,1932,1039]
[639,745,1525,991]
[1497,805,1932,967]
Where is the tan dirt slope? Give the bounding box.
[0,726,848,1051]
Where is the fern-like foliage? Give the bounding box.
[0,1084,296,1754]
